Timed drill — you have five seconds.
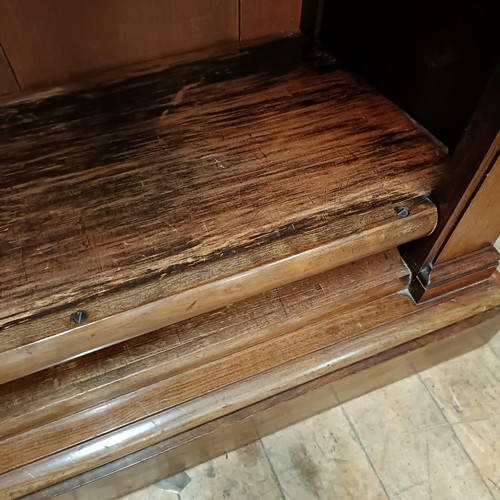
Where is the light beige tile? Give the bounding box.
[420,343,500,424]
[180,441,282,500]
[343,374,492,500]
[454,414,500,499]
[261,405,387,500]
[120,485,176,500]
[121,442,282,500]
[487,329,500,359]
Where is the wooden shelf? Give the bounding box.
[0,251,407,447]
[0,255,498,497]
[0,34,445,382]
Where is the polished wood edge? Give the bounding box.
[0,198,437,385]
[25,308,500,500]
[0,249,408,441]
[2,274,498,498]
[410,244,499,302]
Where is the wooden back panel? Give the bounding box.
[313,0,500,152]
[0,0,301,93]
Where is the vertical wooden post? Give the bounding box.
[404,67,500,301]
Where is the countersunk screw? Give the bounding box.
[71,310,89,324]
[395,206,410,218]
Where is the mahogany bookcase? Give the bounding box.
[0,1,498,498]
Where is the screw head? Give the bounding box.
[71,310,89,324]
[395,206,410,218]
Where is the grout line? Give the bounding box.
[341,405,392,500]
[417,372,496,500]
[485,338,500,363]
[258,438,287,500]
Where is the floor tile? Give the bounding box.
[261,405,387,500]
[454,414,500,499]
[120,485,176,500]
[122,441,282,500]
[121,331,500,500]
[420,341,500,499]
[488,330,500,359]
[420,343,500,424]
[179,441,282,500]
[343,375,492,500]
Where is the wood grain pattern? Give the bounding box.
[412,245,500,301]
[240,0,303,40]
[1,275,498,498]
[404,67,500,274]
[0,250,407,441]
[409,136,500,301]
[0,35,444,381]
[0,0,239,89]
[0,44,19,96]
[31,312,500,500]
[437,154,500,263]
[0,198,435,385]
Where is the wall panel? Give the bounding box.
[240,0,302,41]
[0,0,239,89]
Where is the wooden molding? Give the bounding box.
[411,245,500,301]
[0,273,498,497]
[403,67,500,275]
[31,311,500,500]
[0,34,444,383]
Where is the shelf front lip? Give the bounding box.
[1,275,498,498]
[0,197,437,384]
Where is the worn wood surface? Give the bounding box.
[0,34,444,382]
[1,275,498,498]
[0,0,239,90]
[0,197,435,385]
[40,312,500,500]
[240,0,303,40]
[0,252,410,476]
[0,250,407,441]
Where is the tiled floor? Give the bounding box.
[122,329,500,500]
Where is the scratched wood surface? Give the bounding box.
[0,250,407,441]
[0,35,445,362]
[32,312,500,500]
[1,275,498,498]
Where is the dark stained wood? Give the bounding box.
[436,154,500,263]
[0,198,436,385]
[0,0,239,90]
[317,0,500,151]
[413,264,498,302]
[35,312,500,500]
[239,0,303,41]
[1,275,499,498]
[0,43,19,96]
[299,0,321,38]
[0,250,407,441]
[403,68,500,276]
[409,129,500,301]
[0,35,445,382]
[423,245,500,286]
[411,245,500,301]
